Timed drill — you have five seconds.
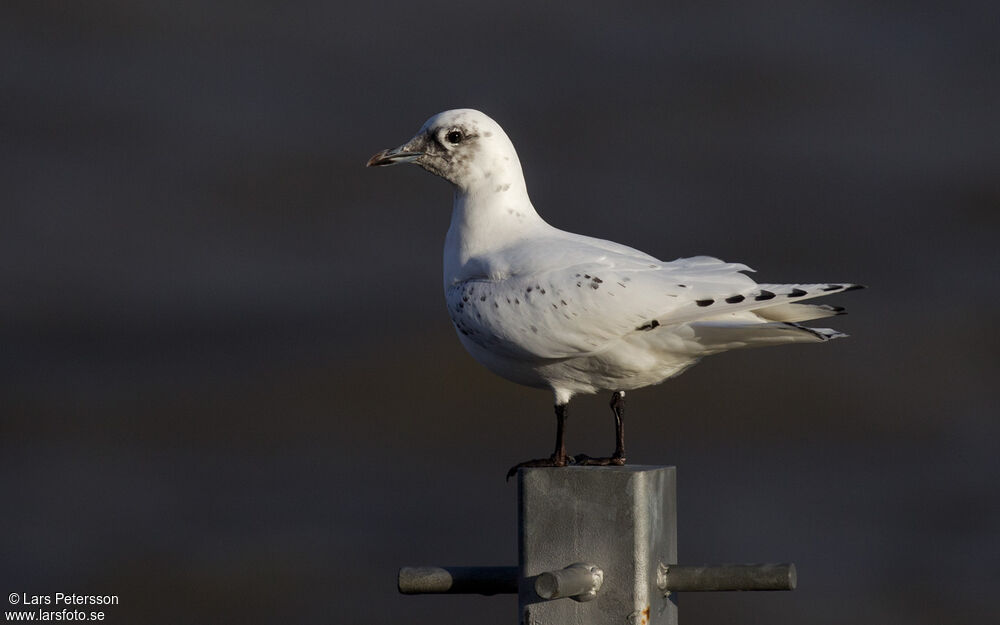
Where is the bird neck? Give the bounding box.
[443,181,548,284]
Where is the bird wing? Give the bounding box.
[445,233,861,360]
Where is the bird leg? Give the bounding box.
[505,403,570,481]
[575,391,627,466]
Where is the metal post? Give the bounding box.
[397,464,797,623]
[518,465,678,625]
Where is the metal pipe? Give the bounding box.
[534,562,604,602]
[398,566,517,595]
[657,563,797,592]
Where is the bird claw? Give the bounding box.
[573,453,626,466]
[506,452,629,480]
[505,454,569,481]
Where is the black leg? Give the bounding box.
[506,403,570,481]
[552,402,568,462]
[611,390,626,461]
[575,391,627,466]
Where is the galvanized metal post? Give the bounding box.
[398,464,796,622]
[518,465,678,625]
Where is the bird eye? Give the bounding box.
[446,130,463,144]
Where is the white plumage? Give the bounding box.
[368,109,861,474]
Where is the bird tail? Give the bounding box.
[752,302,845,323]
[688,320,847,352]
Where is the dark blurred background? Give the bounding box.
[2,1,998,623]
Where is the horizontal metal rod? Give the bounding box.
[398,566,518,595]
[399,562,794,596]
[659,563,797,592]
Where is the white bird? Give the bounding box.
[367,109,862,478]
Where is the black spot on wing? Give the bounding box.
[696,299,714,307]
[755,290,776,301]
[636,319,660,331]
[788,288,807,297]
[725,295,745,303]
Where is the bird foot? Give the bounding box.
[505,454,569,481]
[573,453,626,467]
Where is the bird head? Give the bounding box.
[367,109,521,193]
